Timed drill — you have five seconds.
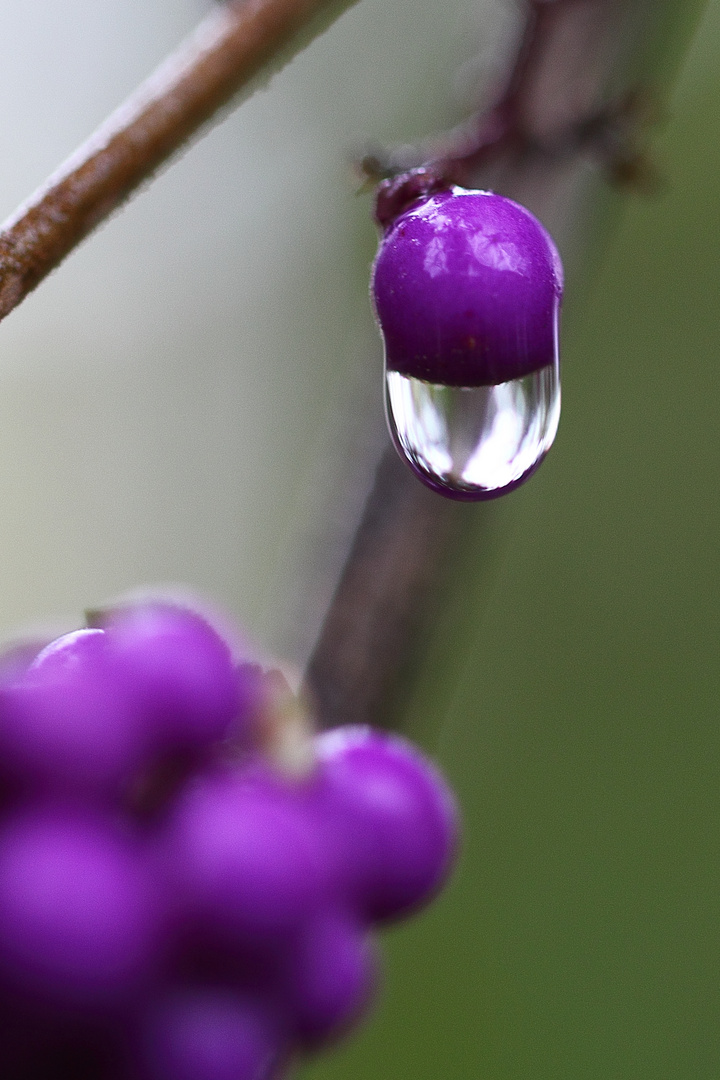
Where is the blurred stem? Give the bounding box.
[303,447,468,731]
[0,0,358,321]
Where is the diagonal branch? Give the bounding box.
[0,0,358,322]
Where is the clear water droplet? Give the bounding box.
[385,360,560,500]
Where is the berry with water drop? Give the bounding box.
[372,183,563,499]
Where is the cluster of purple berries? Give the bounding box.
[0,599,458,1080]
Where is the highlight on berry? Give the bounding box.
[0,594,459,1080]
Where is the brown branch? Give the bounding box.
[304,448,466,730]
[0,0,359,322]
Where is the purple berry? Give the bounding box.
[371,186,563,499]
[138,990,283,1080]
[281,909,376,1047]
[0,807,160,1011]
[103,602,247,752]
[314,726,458,922]
[0,629,147,798]
[163,766,328,950]
[372,187,562,386]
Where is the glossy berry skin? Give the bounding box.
[0,629,148,799]
[371,187,563,387]
[314,726,459,922]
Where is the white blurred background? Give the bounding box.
[0,0,515,662]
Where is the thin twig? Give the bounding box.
[0,0,358,322]
[369,0,659,227]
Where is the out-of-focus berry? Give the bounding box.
[162,766,328,950]
[281,909,375,1047]
[138,990,283,1080]
[0,596,460,1079]
[101,603,246,753]
[0,807,160,1011]
[315,726,459,922]
[0,630,147,799]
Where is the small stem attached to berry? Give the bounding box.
[366,0,662,233]
[257,669,317,778]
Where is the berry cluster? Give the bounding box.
[0,600,458,1080]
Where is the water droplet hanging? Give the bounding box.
[371,185,562,500]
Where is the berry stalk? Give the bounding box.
[0,598,459,1080]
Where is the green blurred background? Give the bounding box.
[0,0,718,1077]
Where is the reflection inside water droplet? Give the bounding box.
[385,361,560,500]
